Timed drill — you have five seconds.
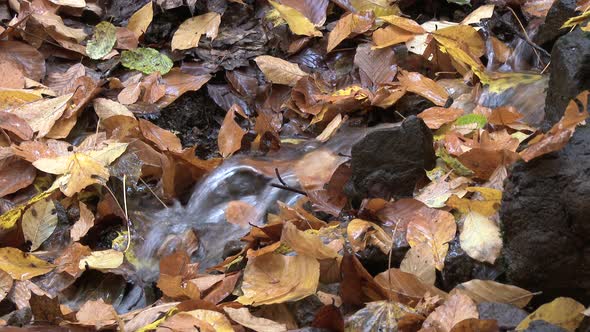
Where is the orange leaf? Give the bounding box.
[406,207,456,270]
[372,25,416,49]
[327,11,374,52]
[139,119,182,153]
[418,107,464,129]
[218,105,246,158]
[488,106,523,125]
[398,70,449,106]
[225,200,258,228]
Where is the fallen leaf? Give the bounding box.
[400,244,436,285]
[157,69,211,107]
[418,107,464,129]
[22,198,58,251]
[281,222,340,260]
[127,1,153,38]
[0,156,36,197]
[0,89,43,111]
[78,249,124,271]
[523,0,555,17]
[0,60,25,89]
[237,252,319,306]
[372,25,416,49]
[450,318,499,332]
[115,27,139,50]
[86,21,117,60]
[0,247,55,280]
[48,0,85,7]
[458,148,520,180]
[171,13,221,51]
[423,292,478,332]
[0,190,54,231]
[346,301,415,331]
[29,294,63,325]
[374,268,447,304]
[459,211,502,264]
[312,304,344,332]
[255,55,308,86]
[139,119,182,152]
[488,106,523,125]
[71,202,94,241]
[327,11,374,52]
[398,70,449,106]
[93,98,134,119]
[0,41,46,81]
[225,200,258,228]
[516,297,584,331]
[433,25,485,57]
[381,15,425,33]
[32,13,87,43]
[5,93,73,138]
[0,270,12,302]
[54,242,92,278]
[268,0,321,37]
[347,218,392,254]
[218,105,246,158]
[354,43,397,87]
[406,207,456,270]
[224,307,287,332]
[455,279,534,308]
[349,0,400,17]
[182,309,234,332]
[294,149,347,191]
[446,187,502,217]
[121,48,173,75]
[76,298,117,329]
[45,63,85,96]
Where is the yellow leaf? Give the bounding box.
[459,211,502,264]
[406,207,456,270]
[446,187,502,217]
[127,1,153,38]
[22,198,58,251]
[0,88,43,111]
[347,219,392,254]
[380,15,425,34]
[78,249,124,271]
[171,13,221,51]
[280,222,340,260]
[5,93,73,138]
[268,0,321,37]
[0,247,55,280]
[561,10,590,28]
[455,279,534,308]
[224,307,287,332]
[433,25,485,57]
[350,0,400,17]
[516,297,584,331]
[255,55,308,86]
[184,310,235,332]
[0,190,54,231]
[237,252,319,306]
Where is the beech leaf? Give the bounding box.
[224,307,288,332]
[0,247,55,280]
[327,11,374,52]
[516,297,584,331]
[406,207,456,270]
[22,198,58,251]
[218,105,246,158]
[255,55,308,86]
[455,279,534,308]
[268,0,321,37]
[71,202,94,242]
[398,70,449,106]
[121,48,173,75]
[87,21,117,60]
[171,13,221,51]
[423,292,479,332]
[127,1,153,38]
[78,249,124,271]
[459,211,502,264]
[5,93,73,138]
[0,270,12,302]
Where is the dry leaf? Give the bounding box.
[346,301,415,332]
[139,119,182,152]
[423,292,478,332]
[406,207,456,270]
[48,0,85,7]
[5,93,73,138]
[45,63,85,96]
[446,187,502,217]
[372,25,416,49]
[0,247,55,280]
[374,268,447,304]
[354,43,397,87]
[182,309,234,332]
[0,89,43,111]
[115,27,139,50]
[22,198,58,251]
[237,252,319,306]
[78,249,124,271]
[76,298,117,329]
[349,0,401,17]
[0,41,46,81]
[218,105,246,158]
[0,60,25,89]
[32,13,87,43]
[93,98,134,119]
[294,149,347,191]
[381,15,425,33]
[458,148,520,180]
[281,222,340,260]
[55,242,92,278]
[398,70,449,106]
[71,202,94,241]
[255,55,308,86]
[158,69,211,107]
[268,0,322,37]
[171,13,221,50]
[455,279,534,308]
[418,107,464,129]
[347,218,392,254]
[400,244,436,285]
[327,11,374,52]
[459,211,502,264]
[516,297,584,331]
[127,1,153,38]
[0,156,36,198]
[225,200,258,228]
[224,307,287,332]
[0,270,13,302]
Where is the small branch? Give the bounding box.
[270,183,308,196]
[274,168,288,186]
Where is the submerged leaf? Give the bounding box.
[86,21,117,60]
[121,48,173,75]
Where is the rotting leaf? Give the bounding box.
[86,21,117,60]
[0,247,55,280]
[255,55,308,86]
[171,13,221,51]
[22,198,58,251]
[516,297,584,331]
[121,48,173,75]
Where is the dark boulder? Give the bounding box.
[544,28,590,126]
[346,116,435,202]
[533,0,577,48]
[500,125,590,303]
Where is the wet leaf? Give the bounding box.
[374,268,447,303]
[255,55,308,86]
[5,93,73,138]
[433,25,485,58]
[346,300,415,332]
[55,242,92,277]
[158,69,211,107]
[450,318,499,332]
[400,244,436,285]
[455,279,534,308]
[93,98,134,119]
[86,21,117,60]
[171,13,221,51]
[350,0,400,17]
[0,156,36,198]
[406,207,456,270]
[0,41,46,81]
[115,27,139,50]
[182,309,234,332]
[225,200,258,228]
[423,292,478,332]
[76,298,117,329]
[347,218,392,254]
[218,105,246,158]
[0,60,25,89]
[127,1,153,38]
[71,202,94,242]
[0,270,12,302]
[139,119,182,152]
[237,252,319,306]
[372,25,417,49]
[446,187,502,217]
[327,11,374,52]
[78,249,124,271]
[458,148,520,180]
[354,43,397,87]
[398,70,449,106]
[459,211,502,264]
[45,63,85,96]
[0,247,55,280]
[418,107,464,129]
[381,15,426,33]
[281,222,340,259]
[121,48,173,75]
[22,198,58,251]
[268,0,321,37]
[516,297,584,331]
[488,106,523,125]
[48,0,85,7]
[294,149,347,191]
[0,190,54,231]
[224,307,288,332]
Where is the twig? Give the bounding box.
[103,182,132,252]
[139,177,168,209]
[506,7,545,65]
[274,168,288,186]
[541,61,551,74]
[270,183,308,196]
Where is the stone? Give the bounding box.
[533,0,577,48]
[500,125,590,303]
[477,302,529,331]
[523,320,569,332]
[544,28,590,126]
[346,116,435,202]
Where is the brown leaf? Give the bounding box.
[372,25,417,49]
[398,70,449,106]
[454,279,534,308]
[31,13,87,43]
[93,98,135,119]
[225,200,258,228]
[127,1,153,38]
[268,0,322,37]
[76,299,117,329]
[55,242,92,278]
[450,318,499,332]
[139,119,182,153]
[346,218,393,254]
[171,12,221,50]
[381,15,426,33]
[312,304,344,332]
[458,148,520,180]
[488,106,523,125]
[374,268,447,305]
[71,202,94,241]
[280,0,328,26]
[0,60,25,89]
[327,11,374,52]
[433,25,485,58]
[255,55,308,86]
[157,69,211,107]
[406,207,456,270]
[0,41,46,81]
[280,222,340,260]
[224,307,288,332]
[400,244,436,285]
[340,254,389,306]
[22,198,58,251]
[115,27,139,50]
[29,294,64,325]
[5,93,73,138]
[523,0,555,17]
[418,107,464,129]
[202,272,241,304]
[354,43,397,87]
[0,156,36,198]
[45,63,85,96]
[157,251,200,300]
[218,105,246,158]
[423,293,478,332]
[294,149,347,191]
[0,270,12,302]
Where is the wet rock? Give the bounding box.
[523,320,569,332]
[533,0,577,48]
[500,125,590,303]
[544,28,590,126]
[477,302,528,331]
[346,116,435,202]
[106,0,150,25]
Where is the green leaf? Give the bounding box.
[86,21,117,60]
[437,149,474,177]
[454,113,487,128]
[121,48,173,75]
